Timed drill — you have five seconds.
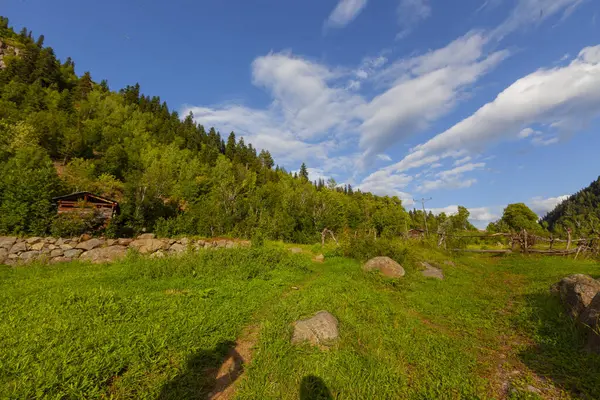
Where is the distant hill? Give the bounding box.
[541,176,600,235]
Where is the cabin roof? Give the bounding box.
[52,191,118,205]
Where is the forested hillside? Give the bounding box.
[1,17,465,242]
[541,176,600,236]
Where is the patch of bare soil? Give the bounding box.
[207,326,258,400]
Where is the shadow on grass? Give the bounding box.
[300,375,333,400]
[517,292,600,399]
[157,341,241,400]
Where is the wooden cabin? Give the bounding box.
[52,192,119,220]
[408,228,426,239]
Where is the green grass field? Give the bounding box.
[1,245,599,399]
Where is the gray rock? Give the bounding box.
[30,242,45,251]
[19,251,40,261]
[421,262,444,280]
[63,249,83,258]
[48,244,57,250]
[290,247,303,254]
[26,237,42,244]
[60,244,74,250]
[0,248,7,264]
[215,240,228,248]
[50,249,64,258]
[130,238,169,254]
[80,246,127,264]
[169,243,186,253]
[179,238,189,245]
[9,241,27,254]
[105,239,116,247]
[363,256,405,278]
[55,238,65,246]
[76,238,105,251]
[292,311,339,346]
[313,254,325,263]
[137,233,155,240]
[45,237,56,244]
[579,292,600,354]
[551,274,600,319]
[117,238,133,246]
[0,237,17,250]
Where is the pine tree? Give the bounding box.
[299,162,309,181]
[225,132,236,160]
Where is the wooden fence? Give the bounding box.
[438,229,599,258]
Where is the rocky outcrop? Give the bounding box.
[0,40,20,69]
[292,311,339,347]
[550,274,600,319]
[0,235,251,266]
[363,256,405,278]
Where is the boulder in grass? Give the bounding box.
[363,256,405,278]
[292,311,339,347]
[290,247,303,254]
[550,274,600,319]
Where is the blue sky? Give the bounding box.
[4,0,600,227]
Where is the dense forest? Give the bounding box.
[541,176,600,236]
[1,17,479,242]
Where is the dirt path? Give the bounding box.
[207,258,324,399]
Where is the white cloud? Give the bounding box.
[453,156,472,166]
[417,163,485,192]
[528,195,569,216]
[491,0,586,39]
[326,0,369,29]
[397,0,432,39]
[387,45,600,173]
[357,170,413,204]
[359,31,509,165]
[376,154,392,161]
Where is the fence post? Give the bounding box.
[523,229,528,254]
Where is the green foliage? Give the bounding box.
[487,203,545,235]
[341,235,409,264]
[0,145,61,235]
[50,211,103,237]
[541,176,600,236]
[3,248,598,398]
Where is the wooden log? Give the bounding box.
[451,249,513,254]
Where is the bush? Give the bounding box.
[50,211,104,237]
[341,235,409,264]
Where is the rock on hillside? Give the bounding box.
[363,256,405,278]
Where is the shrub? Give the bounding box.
[50,211,104,237]
[341,235,409,264]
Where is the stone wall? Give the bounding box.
[0,234,251,265]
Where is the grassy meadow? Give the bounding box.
[1,244,599,399]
